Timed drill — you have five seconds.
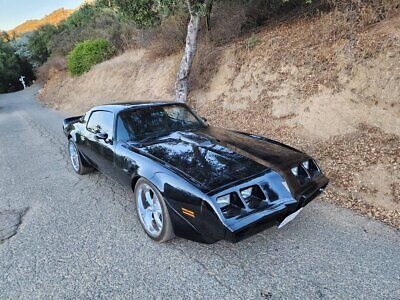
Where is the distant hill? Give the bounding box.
[8,8,76,36]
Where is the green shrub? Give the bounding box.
[246,33,259,50]
[67,39,115,76]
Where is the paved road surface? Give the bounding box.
[0,86,399,299]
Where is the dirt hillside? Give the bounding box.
[39,12,400,228]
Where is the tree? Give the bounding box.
[175,0,210,102]
[27,24,57,66]
[1,31,12,42]
[114,0,311,102]
[113,0,162,27]
[114,0,210,102]
[0,39,22,93]
[10,32,34,63]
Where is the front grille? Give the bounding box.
[213,171,294,219]
[306,159,320,177]
[220,193,245,218]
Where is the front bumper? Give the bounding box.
[224,175,329,243]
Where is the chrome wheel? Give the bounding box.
[69,142,80,172]
[136,183,163,238]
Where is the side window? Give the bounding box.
[116,115,132,142]
[87,111,114,138]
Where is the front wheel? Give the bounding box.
[68,139,92,175]
[134,178,174,242]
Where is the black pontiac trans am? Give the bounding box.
[63,102,329,243]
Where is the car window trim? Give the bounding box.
[120,103,206,126]
[115,112,122,142]
[114,103,207,142]
[86,110,114,138]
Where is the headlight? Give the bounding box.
[240,187,253,199]
[240,185,267,209]
[216,193,244,218]
[291,159,321,183]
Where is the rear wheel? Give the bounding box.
[68,139,93,175]
[134,178,174,242]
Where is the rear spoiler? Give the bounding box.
[63,115,83,136]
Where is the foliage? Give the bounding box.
[0,39,34,93]
[0,39,22,92]
[48,3,141,56]
[112,0,184,27]
[113,0,162,27]
[10,3,133,66]
[64,4,98,28]
[246,33,259,50]
[16,0,315,68]
[67,39,115,76]
[147,9,188,58]
[10,33,34,65]
[1,31,13,42]
[27,24,57,66]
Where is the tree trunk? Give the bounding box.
[175,1,202,103]
[206,1,213,31]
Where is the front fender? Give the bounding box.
[68,130,79,142]
[63,116,82,137]
[135,170,224,243]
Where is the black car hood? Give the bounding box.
[134,126,308,192]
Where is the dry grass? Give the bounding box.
[325,0,399,26]
[36,56,66,83]
[226,3,400,100]
[146,14,188,59]
[206,1,247,45]
[39,48,179,113]
[190,43,223,91]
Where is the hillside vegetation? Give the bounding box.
[38,1,400,228]
[8,9,75,37]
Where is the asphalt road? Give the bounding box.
[0,86,399,299]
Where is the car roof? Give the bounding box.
[90,101,183,113]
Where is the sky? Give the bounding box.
[0,0,85,31]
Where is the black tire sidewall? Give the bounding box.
[68,139,82,174]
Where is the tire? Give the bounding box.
[68,139,93,175]
[134,178,174,242]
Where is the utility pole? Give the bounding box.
[19,76,26,89]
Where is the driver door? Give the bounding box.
[84,110,115,176]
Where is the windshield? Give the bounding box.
[117,104,206,142]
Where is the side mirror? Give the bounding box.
[96,132,108,140]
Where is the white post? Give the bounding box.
[19,76,26,89]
